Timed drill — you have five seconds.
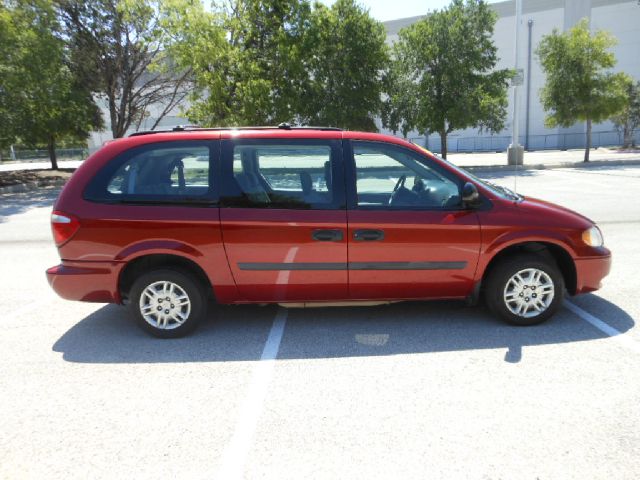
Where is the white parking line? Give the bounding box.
[564,300,640,353]
[216,308,288,479]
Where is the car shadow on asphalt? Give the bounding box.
[52,293,634,364]
[0,187,59,223]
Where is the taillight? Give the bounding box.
[51,210,80,246]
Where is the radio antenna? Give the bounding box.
[514,151,518,194]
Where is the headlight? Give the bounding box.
[582,225,603,247]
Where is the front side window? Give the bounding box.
[85,142,214,204]
[352,141,461,209]
[222,141,340,209]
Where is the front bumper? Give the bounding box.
[46,261,122,303]
[574,250,612,294]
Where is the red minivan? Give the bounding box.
[47,126,611,337]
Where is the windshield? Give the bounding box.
[411,144,523,202]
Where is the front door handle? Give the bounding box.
[312,229,344,242]
[353,229,385,241]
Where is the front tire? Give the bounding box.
[484,254,564,326]
[129,269,206,338]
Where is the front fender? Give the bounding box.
[485,229,578,258]
[475,229,577,282]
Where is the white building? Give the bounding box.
[382,0,640,152]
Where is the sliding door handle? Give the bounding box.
[312,229,344,242]
[353,229,384,241]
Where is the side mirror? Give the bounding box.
[461,182,481,208]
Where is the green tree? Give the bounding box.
[164,0,387,130]
[158,0,228,125]
[382,0,511,159]
[0,3,20,149]
[610,79,640,148]
[228,0,313,124]
[57,0,191,138]
[0,0,102,169]
[301,0,388,130]
[164,0,311,126]
[537,19,628,162]
[380,45,416,139]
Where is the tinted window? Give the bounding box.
[222,141,341,209]
[85,142,215,204]
[352,141,461,209]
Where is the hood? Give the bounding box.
[508,196,595,229]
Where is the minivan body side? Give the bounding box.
[47,129,611,311]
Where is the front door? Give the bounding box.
[346,140,481,300]
[219,138,348,302]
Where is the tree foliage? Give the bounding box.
[163,0,310,126]
[382,0,510,158]
[301,0,388,130]
[0,0,102,169]
[57,0,191,138]
[610,79,640,148]
[164,0,387,130]
[537,18,628,161]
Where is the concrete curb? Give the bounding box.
[462,159,640,173]
[0,178,68,195]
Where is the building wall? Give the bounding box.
[88,98,187,151]
[380,0,640,152]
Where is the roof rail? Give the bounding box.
[129,124,342,137]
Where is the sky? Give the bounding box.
[318,0,502,22]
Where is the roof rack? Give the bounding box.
[129,123,342,137]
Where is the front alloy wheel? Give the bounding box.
[485,254,564,326]
[503,268,555,318]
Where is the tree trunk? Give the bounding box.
[623,123,633,149]
[440,130,448,159]
[47,137,58,170]
[584,118,592,162]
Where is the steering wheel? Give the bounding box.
[389,174,407,205]
[393,174,407,193]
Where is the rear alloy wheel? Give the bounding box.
[485,254,564,326]
[129,269,206,338]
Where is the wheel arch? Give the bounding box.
[480,241,577,296]
[118,253,215,303]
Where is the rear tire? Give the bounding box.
[129,269,206,338]
[484,254,564,326]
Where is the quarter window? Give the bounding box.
[84,142,214,203]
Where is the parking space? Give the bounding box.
[248,307,638,480]
[1,166,639,479]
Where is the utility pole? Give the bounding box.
[507,0,524,165]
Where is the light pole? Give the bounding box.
[507,0,524,165]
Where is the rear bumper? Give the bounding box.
[574,251,612,294]
[46,261,122,303]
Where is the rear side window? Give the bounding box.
[85,141,216,204]
[220,140,343,209]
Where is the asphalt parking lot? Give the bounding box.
[1,165,639,479]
